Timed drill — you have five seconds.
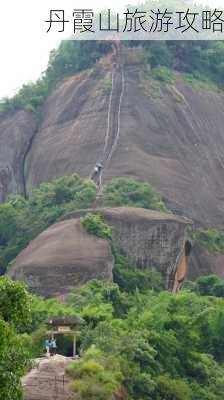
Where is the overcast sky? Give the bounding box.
[0,0,223,99]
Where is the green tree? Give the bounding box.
[0,277,32,400]
[156,375,192,400]
[0,320,31,400]
[0,277,31,332]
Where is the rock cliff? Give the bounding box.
[9,207,190,297]
[1,50,224,228]
[2,48,224,283]
[0,110,36,201]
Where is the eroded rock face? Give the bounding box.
[21,61,224,229]
[1,53,224,228]
[9,207,190,297]
[9,218,114,298]
[0,110,37,201]
[64,207,191,290]
[25,67,110,192]
[2,50,224,280]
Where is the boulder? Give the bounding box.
[9,218,113,298]
[9,207,191,297]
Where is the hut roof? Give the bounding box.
[47,316,82,327]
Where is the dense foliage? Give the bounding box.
[103,177,167,211]
[113,253,163,294]
[64,276,224,400]
[0,174,96,271]
[139,41,224,88]
[191,228,224,253]
[0,277,32,400]
[2,266,224,399]
[17,268,224,400]
[187,274,224,298]
[67,347,123,400]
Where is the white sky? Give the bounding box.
[0,0,223,99]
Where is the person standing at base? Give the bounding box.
[45,338,50,357]
[51,338,57,355]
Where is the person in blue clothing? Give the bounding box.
[45,338,50,355]
[51,338,57,356]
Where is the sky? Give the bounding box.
[0,0,223,99]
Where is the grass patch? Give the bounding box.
[150,66,175,85]
[183,73,222,94]
[139,66,175,99]
[139,78,162,99]
[97,78,112,94]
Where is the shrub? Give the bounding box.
[103,177,167,211]
[67,347,123,400]
[194,275,224,298]
[113,253,163,293]
[81,213,112,240]
[156,375,192,400]
[150,66,174,84]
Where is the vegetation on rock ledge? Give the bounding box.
[0,174,166,272]
[81,213,112,240]
[191,228,224,254]
[103,177,167,212]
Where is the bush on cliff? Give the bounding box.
[81,213,112,240]
[103,177,167,211]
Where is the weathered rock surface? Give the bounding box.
[25,67,109,192]
[22,355,74,400]
[0,110,37,201]
[9,218,113,298]
[9,207,190,297]
[2,49,224,280]
[1,52,224,228]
